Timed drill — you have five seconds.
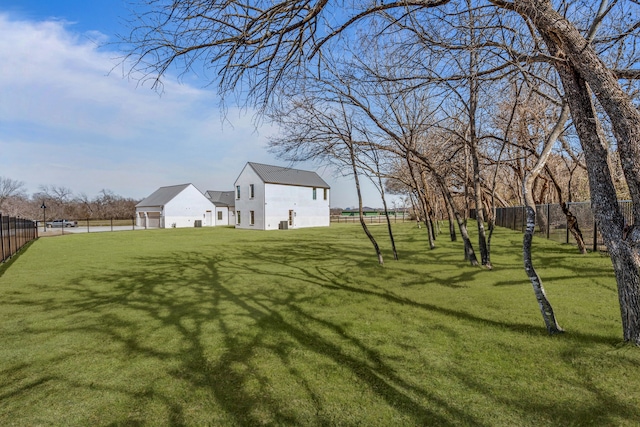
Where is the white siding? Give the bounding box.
[215,206,234,226]
[234,165,265,229]
[234,163,330,230]
[163,184,215,228]
[264,183,329,230]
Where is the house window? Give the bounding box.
[323,188,328,200]
[217,211,222,221]
[313,187,317,200]
[236,211,241,224]
[250,210,255,225]
[236,185,241,199]
[249,184,255,199]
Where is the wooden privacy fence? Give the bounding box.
[493,200,633,251]
[1,214,38,263]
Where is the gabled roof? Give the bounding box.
[247,162,330,188]
[136,184,192,208]
[205,190,235,207]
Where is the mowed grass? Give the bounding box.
[1,223,639,426]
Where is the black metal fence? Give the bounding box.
[1,214,38,263]
[494,201,633,251]
[36,218,139,235]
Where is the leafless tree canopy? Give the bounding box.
[123,1,640,343]
[0,176,26,212]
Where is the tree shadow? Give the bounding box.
[2,233,633,425]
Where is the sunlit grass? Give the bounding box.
[1,223,638,426]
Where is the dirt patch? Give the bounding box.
[38,229,67,237]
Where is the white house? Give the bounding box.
[204,190,236,226]
[233,162,330,230]
[136,183,215,228]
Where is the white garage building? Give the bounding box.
[136,183,215,228]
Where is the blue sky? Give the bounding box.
[0,0,391,208]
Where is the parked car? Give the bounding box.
[46,219,77,228]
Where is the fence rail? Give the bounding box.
[1,214,38,263]
[494,201,633,251]
[36,218,142,235]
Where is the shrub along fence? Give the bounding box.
[1,214,38,263]
[493,200,633,251]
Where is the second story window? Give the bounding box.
[313,187,317,200]
[323,188,328,200]
[236,185,240,199]
[250,184,255,198]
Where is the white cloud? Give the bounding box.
[0,13,383,207]
[0,14,274,196]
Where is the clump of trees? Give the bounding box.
[0,177,139,220]
[120,0,640,343]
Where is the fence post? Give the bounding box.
[18,218,23,250]
[0,214,4,263]
[546,204,550,239]
[8,217,13,259]
[111,218,114,232]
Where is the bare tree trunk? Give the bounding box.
[349,142,383,265]
[552,55,640,344]
[407,156,436,249]
[442,187,457,242]
[382,200,398,261]
[501,0,640,344]
[546,166,588,254]
[423,204,436,249]
[467,13,491,269]
[522,103,569,335]
[562,202,587,254]
[437,176,479,266]
[484,198,495,263]
[374,162,398,260]
[419,169,437,249]
[523,206,565,334]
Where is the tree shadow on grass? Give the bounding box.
[2,247,492,425]
[62,251,478,425]
[3,236,633,425]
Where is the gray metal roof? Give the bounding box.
[205,190,235,207]
[136,184,193,208]
[247,162,330,188]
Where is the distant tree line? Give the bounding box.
[0,177,139,220]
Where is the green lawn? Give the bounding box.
[1,223,639,426]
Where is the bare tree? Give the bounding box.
[0,177,26,212]
[123,0,640,343]
[523,102,570,335]
[269,92,386,265]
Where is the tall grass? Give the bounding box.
[1,223,638,426]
